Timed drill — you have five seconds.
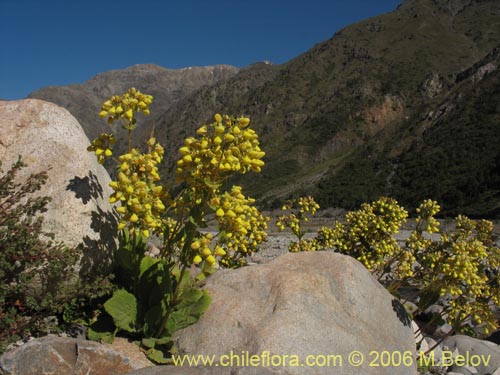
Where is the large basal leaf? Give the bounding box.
[166,310,199,333]
[87,327,115,344]
[139,255,160,278]
[166,288,211,333]
[134,231,148,253]
[87,314,116,344]
[116,229,135,271]
[115,247,133,271]
[171,265,192,290]
[195,262,217,283]
[143,304,164,336]
[147,348,170,364]
[138,258,172,307]
[141,337,157,349]
[104,289,138,333]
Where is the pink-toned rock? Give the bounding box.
[109,338,155,369]
[0,336,150,375]
[0,99,116,274]
[174,252,417,375]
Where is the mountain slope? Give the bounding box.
[29,64,239,155]
[28,0,500,217]
[155,0,500,216]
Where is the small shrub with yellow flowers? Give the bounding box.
[289,197,499,345]
[276,196,320,252]
[86,88,269,363]
[408,203,499,339]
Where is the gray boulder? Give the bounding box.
[0,336,149,375]
[174,252,417,375]
[443,335,500,375]
[0,99,117,274]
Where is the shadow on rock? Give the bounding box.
[392,299,412,327]
[66,171,104,204]
[66,170,117,276]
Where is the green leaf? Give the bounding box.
[141,337,157,349]
[104,289,138,333]
[166,311,198,333]
[144,304,164,336]
[139,256,159,278]
[135,231,148,251]
[116,229,134,271]
[147,349,170,364]
[155,336,173,346]
[179,288,211,316]
[218,230,228,243]
[87,314,116,344]
[188,204,207,228]
[194,266,216,283]
[139,259,172,307]
[175,268,192,290]
[119,229,130,246]
[87,327,115,344]
[203,178,222,189]
[115,247,133,271]
[166,289,211,333]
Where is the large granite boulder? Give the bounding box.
[0,99,117,274]
[174,252,417,375]
[0,336,151,375]
[442,335,500,375]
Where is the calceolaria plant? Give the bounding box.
[87,88,269,362]
[288,197,500,344]
[407,203,500,340]
[276,196,320,252]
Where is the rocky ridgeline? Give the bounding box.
[27,64,240,167]
[0,100,499,375]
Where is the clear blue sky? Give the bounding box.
[1,0,402,100]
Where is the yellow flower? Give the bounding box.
[215,247,226,256]
[206,255,216,266]
[238,117,250,128]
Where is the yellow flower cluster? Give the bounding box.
[276,196,320,244]
[99,87,153,128]
[288,239,322,252]
[407,201,500,334]
[415,199,440,233]
[215,186,269,267]
[337,197,410,275]
[87,133,116,164]
[276,212,299,235]
[191,233,216,266]
[176,114,265,185]
[286,196,500,336]
[437,240,488,296]
[315,224,348,251]
[108,138,167,237]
